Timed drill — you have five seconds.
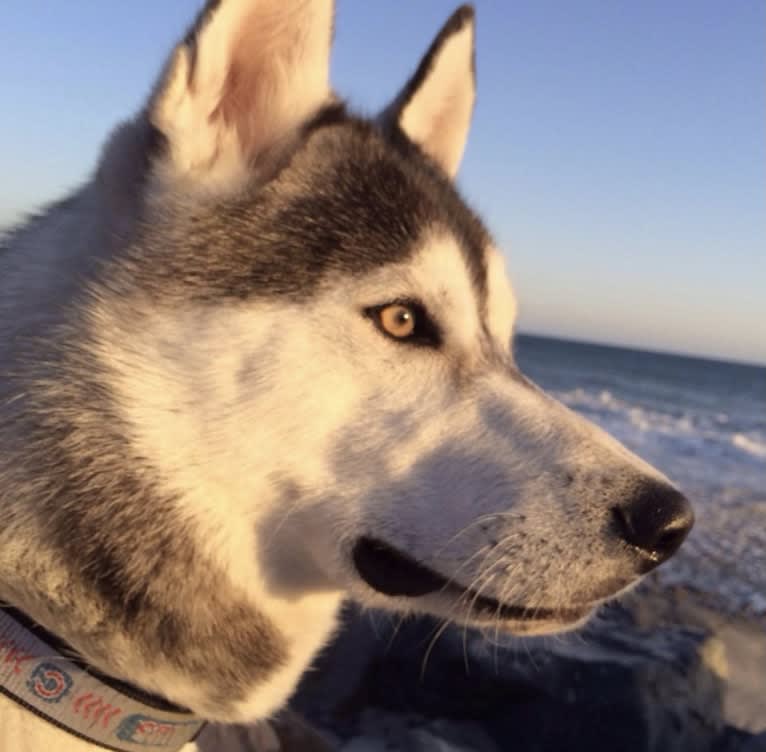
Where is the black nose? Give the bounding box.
[612,483,694,567]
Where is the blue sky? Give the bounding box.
[1,1,763,364]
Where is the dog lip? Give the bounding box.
[352,536,590,622]
[467,592,591,623]
[352,536,447,598]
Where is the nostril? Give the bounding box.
[611,505,634,542]
[612,483,694,567]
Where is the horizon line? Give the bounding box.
[517,329,766,369]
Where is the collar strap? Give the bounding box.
[0,607,205,751]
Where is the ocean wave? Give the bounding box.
[731,432,766,459]
[554,387,766,464]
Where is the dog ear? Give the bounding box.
[382,5,476,178]
[148,0,334,186]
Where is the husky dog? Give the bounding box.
[0,1,693,750]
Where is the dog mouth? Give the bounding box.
[351,536,591,624]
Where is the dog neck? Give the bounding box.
[0,606,204,752]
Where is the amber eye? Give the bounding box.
[364,300,441,347]
[378,304,417,339]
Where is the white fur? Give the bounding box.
[95,230,671,697]
[485,247,517,347]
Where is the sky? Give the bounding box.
[1,1,764,365]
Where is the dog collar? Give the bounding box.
[0,606,205,751]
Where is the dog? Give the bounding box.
[0,1,694,750]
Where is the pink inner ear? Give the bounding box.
[148,0,333,178]
[212,9,317,161]
[422,90,465,161]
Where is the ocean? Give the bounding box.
[514,334,766,616]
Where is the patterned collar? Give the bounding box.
[0,606,205,751]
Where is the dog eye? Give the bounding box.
[365,301,441,347]
[380,304,416,338]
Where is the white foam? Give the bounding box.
[553,386,766,485]
[731,432,766,459]
[556,388,693,437]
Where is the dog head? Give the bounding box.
[6,0,693,720]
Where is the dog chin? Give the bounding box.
[465,606,596,636]
[424,593,597,636]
